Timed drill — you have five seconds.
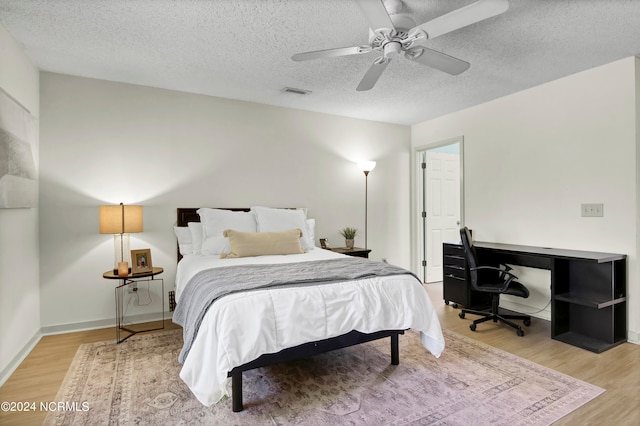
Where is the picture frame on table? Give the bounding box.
[131,248,152,274]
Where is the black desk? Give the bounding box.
[443,241,627,353]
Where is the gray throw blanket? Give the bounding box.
[173,257,419,363]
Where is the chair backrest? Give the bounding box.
[460,227,480,290]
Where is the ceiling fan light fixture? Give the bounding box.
[383,41,402,58]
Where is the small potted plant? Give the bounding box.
[339,227,358,249]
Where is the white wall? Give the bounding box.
[38,72,411,330]
[0,26,41,382]
[412,57,639,343]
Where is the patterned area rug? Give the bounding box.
[45,328,603,425]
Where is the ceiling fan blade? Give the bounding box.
[411,0,509,40]
[354,0,395,31]
[405,47,470,75]
[292,45,372,61]
[356,58,390,91]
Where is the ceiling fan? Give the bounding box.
[291,0,509,91]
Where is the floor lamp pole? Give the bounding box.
[364,170,369,250]
[357,160,376,251]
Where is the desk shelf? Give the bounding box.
[551,257,626,353]
[554,292,626,309]
[553,331,627,354]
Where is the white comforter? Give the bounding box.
[175,248,445,406]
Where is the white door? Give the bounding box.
[418,142,462,283]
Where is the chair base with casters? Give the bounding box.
[459,294,531,336]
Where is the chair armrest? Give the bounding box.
[499,263,512,272]
[498,263,513,281]
[470,266,519,291]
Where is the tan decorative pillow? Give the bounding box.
[221,228,306,258]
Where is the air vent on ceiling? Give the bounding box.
[283,87,311,95]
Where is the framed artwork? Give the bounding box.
[131,248,152,274]
[0,88,39,208]
[320,238,329,249]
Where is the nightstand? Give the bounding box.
[103,267,164,343]
[330,247,372,258]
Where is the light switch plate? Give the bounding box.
[581,203,604,217]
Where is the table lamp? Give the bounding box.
[100,203,143,275]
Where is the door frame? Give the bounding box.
[411,136,465,282]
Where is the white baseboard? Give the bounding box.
[40,311,173,335]
[627,329,639,345]
[0,330,42,387]
[1,312,174,386]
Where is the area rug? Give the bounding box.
[45,328,603,425]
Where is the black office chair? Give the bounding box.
[458,227,531,336]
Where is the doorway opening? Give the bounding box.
[415,138,464,283]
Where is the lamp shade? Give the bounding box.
[99,204,143,234]
[357,161,377,173]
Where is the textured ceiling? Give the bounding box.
[1,0,640,125]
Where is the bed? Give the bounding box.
[172,207,445,411]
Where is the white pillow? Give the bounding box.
[188,222,203,255]
[173,225,193,256]
[306,218,316,247]
[197,208,257,255]
[251,206,313,251]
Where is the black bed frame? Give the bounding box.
[176,208,404,412]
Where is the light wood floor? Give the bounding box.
[0,321,181,425]
[424,283,640,425]
[1,286,639,425]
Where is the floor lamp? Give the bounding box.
[100,203,143,275]
[357,161,376,249]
